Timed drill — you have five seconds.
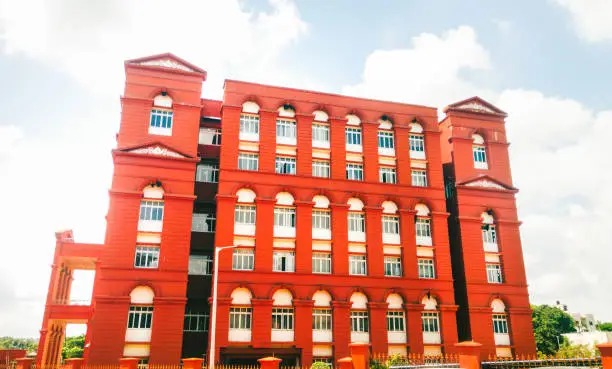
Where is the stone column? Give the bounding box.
[214,195,237,270]
[399,210,417,280]
[331,204,349,275]
[295,201,314,274]
[295,299,314,366]
[368,302,388,355]
[455,341,483,369]
[296,113,313,176]
[259,110,278,173]
[255,198,275,273]
[361,122,379,183]
[394,126,412,185]
[440,304,459,352]
[405,303,424,353]
[333,301,352,360]
[330,118,347,180]
[364,206,383,277]
[431,211,452,280]
[251,298,273,347]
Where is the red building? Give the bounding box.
[35,53,535,366]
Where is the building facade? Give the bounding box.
[35,53,535,366]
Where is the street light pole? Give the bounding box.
[209,245,237,369]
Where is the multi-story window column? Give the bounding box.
[432,211,452,280]
[364,206,383,277]
[259,110,278,173]
[405,303,424,353]
[251,298,274,347]
[330,203,350,275]
[332,301,352,361]
[399,209,418,279]
[361,121,380,183]
[255,198,275,272]
[394,124,412,185]
[294,299,314,366]
[330,118,347,180]
[439,304,459,353]
[215,195,237,270]
[368,301,389,355]
[296,113,313,176]
[423,125,443,187]
[295,201,314,274]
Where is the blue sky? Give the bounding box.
[1,0,611,337]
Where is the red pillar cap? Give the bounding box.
[455,341,483,347]
[258,357,282,362]
[183,358,205,362]
[338,357,353,363]
[349,342,372,347]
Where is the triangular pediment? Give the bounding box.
[444,97,507,117]
[457,175,516,192]
[118,142,192,159]
[126,53,206,75]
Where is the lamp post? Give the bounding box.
[209,245,237,369]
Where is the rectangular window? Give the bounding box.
[274,207,296,227]
[409,134,425,154]
[139,201,164,221]
[346,163,364,181]
[378,131,395,149]
[486,263,503,283]
[196,163,219,183]
[150,109,173,129]
[229,307,252,329]
[473,146,487,164]
[345,127,362,146]
[312,124,330,144]
[235,205,256,225]
[348,213,365,233]
[127,306,153,329]
[192,213,216,233]
[482,225,497,244]
[238,153,259,171]
[312,252,332,274]
[199,128,221,145]
[272,308,294,330]
[418,258,435,279]
[232,249,254,271]
[349,255,367,275]
[384,256,402,277]
[351,311,369,332]
[382,216,399,234]
[421,312,439,333]
[312,160,331,178]
[276,119,297,139]
[313,308,332,330]
[493,314,509,334]
[275,156,297,174]
[379,167,397,184]
[411,170,428,187]
[312,210,331,230]
[184,308,209,332]
[273,251,295,272]
[134,246,159,269]
[415,218,431,238]
[387,311,405,331]
[188,255,212,275]
[239,114,259,140]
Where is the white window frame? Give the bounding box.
[184,309,209,332]
[378,131,395,156]
[379,167,397,184]
[192,213,216,233]
[415,218,432,246]
[199,128,221,145]
[149,109,173,136]
[418,258,436,279]
[276,119,297,145]
[350,311,369,332]
[272,307,294,330]
[238,153,259,171]
[387,311,405,332]
[384,256,402,277]
[409,134,425,159]
[229,307,252,329]
[346,163,364,181]
[473,146,488,169]
[493,314,509,334]
[127,306,153,329]
[138,200,164,232]
[235,205,256,225]
[411,169,428,187]
[274,207,296,228]
[232,249,254,271]
[275,156,296,175]
[482,224,498,252]
[188,255,212,275]
[196,163,219,183]
[486,263,503,284]
[134,246,160,269]
[239,114,259,141]
[312,124,330,148]
[312,160,331,178]
[312,252,332,274]
[313,308,332,331]
[349,254,367,276]
[421,312,439,333]
[273,251,295,272]
[312,210,331,230]
[382,216,399,234]
[345,127,362,147]
[348,213,365,233]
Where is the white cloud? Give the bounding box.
[553,0,612,42]
[343,26,494,108]
[345,26,612,321]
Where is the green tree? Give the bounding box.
[531,304,576,356]
[62,335,85,359]
[557,343,598,358]
[0,337,38,352]
[597,322,612,332]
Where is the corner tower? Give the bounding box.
[439,97,536,357]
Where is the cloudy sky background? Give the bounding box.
[1,0,611,337]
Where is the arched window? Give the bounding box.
[138,185,164,233]
[491,299,511,349]
[386,294,407,348]
[481,211,498,252]
[347,198,367,276]
[409,123,426,160]
[350,292,370,343]
[312,290,333,342]
[240,102,260,141]
[382,201,402,277]
[312,195,331,241]
[415,204,432,246]
[149,94,173,136]
[312,110,330,149]
[345,114,363,154]
[229,288,253,342]
[378,116,395,157]
[421,296,441,346]
[271,289,294,342]
[234,189,256,237]
[472,134,488,169]
[126,286,154,342]
[273,193,296,272]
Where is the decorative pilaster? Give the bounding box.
[332,301,352,360]
[331,204,350,275]
[365,206,383,277]
[368,302,389,354]
[295,201,314,274]
[405,303,424,353]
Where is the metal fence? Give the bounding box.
[481,357,602,369]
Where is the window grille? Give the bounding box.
[387,311,405,331]
[188,255,212,275]
[312,210,331,230]
[232,249,254,270]
[235,205,256,224]
[238,153,259,171]
[134,246,159,269]
[273,251,295,272]
[379,167,397,184]
[313,308,332,330]
[139,201,164,221]
[275,157,296,174]
[274,207,296,227]
[240,115,259,136]
[421,312,439,333]
[346,163,364,180]
[128,306,153,329]
[486,263,503,283]
[382,216,399,234]
[411,170,428,187]
[192,213,216,232]
[349,255,367,275]
[384,256,402,277]
[493,314,509,334]
[276,119,297,139]
[229,307,252,329]
[345,127,362,145]
[409,134,425,153]
[199,128,221,145]
[378,131,395,149]
[418,258,435,279]
[150,109,173,129]
[348,213,365,232]
[312,252,332,274]
[351,311,369,332]
[196,164,219,183]
[312,160,331,178]
[312,124,330,143]
[272,308,294,330]
[184,309,210,332]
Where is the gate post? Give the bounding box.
[349,342,371,369]
[598,343,612,369]
[183,358,204,369]
[258,356,282,369]
[65,358,85,369]
[455,341,483,369]
[337,357,353,369]
[120,357,140,369]
[15,358,33,369]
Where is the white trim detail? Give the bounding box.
[457,102,496,114]
[129,145,185,158]
[242,101,260,114]
[464,179,507,190]
[137,59,195,72]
